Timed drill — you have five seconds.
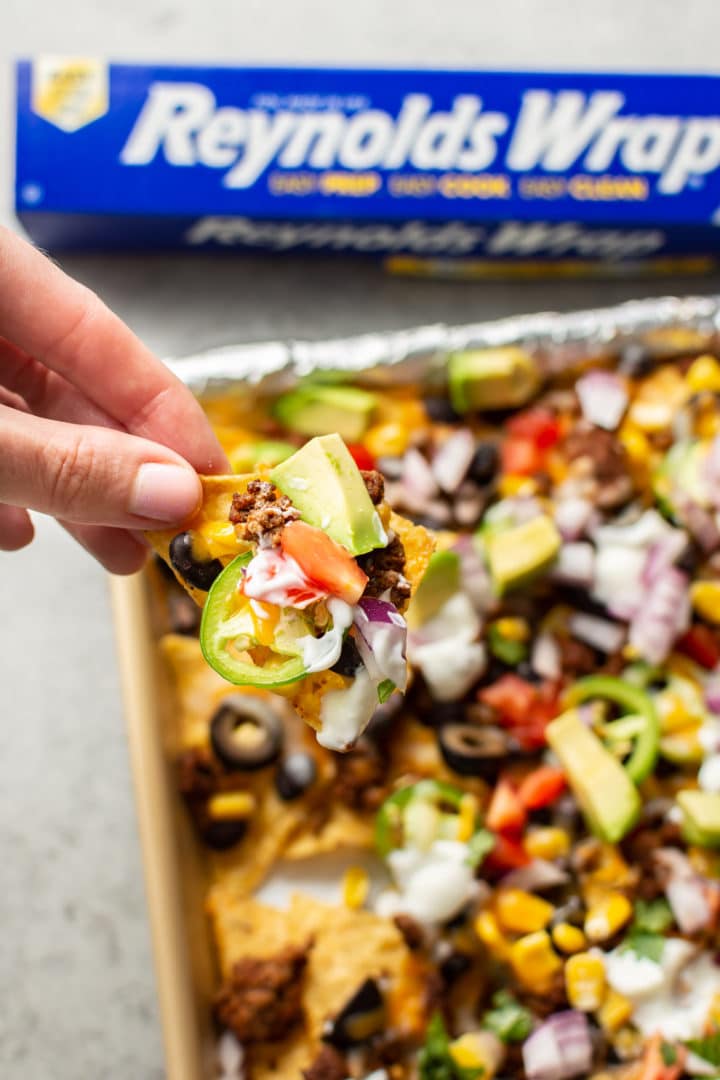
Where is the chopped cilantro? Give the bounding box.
[482,990,533,1043]
[620,929,665,964]
[466,829,495,869]
[686,1031,720,1068]
[660,1041,678,1066]
[418,1013,484,1080]
[377,678,395,704]
[634,898,673,934]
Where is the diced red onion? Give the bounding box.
[551,543,595,587]
[401,447,438,505]
[705,676,720,715]
[451,535,496,614]
[594,510,674,548]
[642,528,689,587]
[523,1011,592,1080]
[354,599,407,691]
[554,498,594,541]
[576,370,629,431]
[568,612,626,654]
[666,876,714,935]
[502,859,570,892]
[654,846,695,880]
[675,495,720,553]
[629,567,691,665]
[432,429,476,494]
[531,632,562,681]
[705,436,720,508]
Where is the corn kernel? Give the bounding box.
[525,827,571,861]
[207,791,256,821]
[552,923,587,954]
[450,1032,503,1078]
[496,889,555,935]
[565,952,607,1011]
[619,423,651,465]
[365,421,410,458]
[596,990,634,1034]
[457,794,478,843]
[509,931,563,991]
[494,617,531,643]
[691,582,720,625]
[687,355,720,394]
[474,910,511,960]
[342,866,369,910]
[584,893,633,943]
[498,474,537,498]
[696,404,720,440]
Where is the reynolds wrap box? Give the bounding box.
[14,57,720,274]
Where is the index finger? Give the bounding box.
[0,226,228,473]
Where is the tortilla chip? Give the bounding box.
[283,805,374,860]
[208,889,428,1074]
[147,474,258,605]
[389,510,437,600]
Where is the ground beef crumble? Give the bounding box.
[393,913,425,951]
[361,469,385,505]
[229,479,300,545]
[214,943,309,1042]
[358,535,411,608]
[564,420,634,510]
[332,736,389,812]
[176,747,221,799]
[302,1044,348,1080]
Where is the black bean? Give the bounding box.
[440,951,473,984]
[424,396,460,423]
[275,752,318,801]
[201,819,248,850]
[469,441,500,484]
[331,636,364,678]
[324,979,385,1049]
[169,531,223,592]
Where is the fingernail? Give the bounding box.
[129,463,201,523]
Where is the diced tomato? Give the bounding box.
[480,675,561,751]
[518,766,567,810]
[676,624,720,669]
[506,408,562,450]
[500,437,545,476]
[484,834,531,874]
[280,520,368,605]
[347,443,377,472]
[637,1034,685,1080]
[486,778,527,835]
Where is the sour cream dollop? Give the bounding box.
[375,840,478,925]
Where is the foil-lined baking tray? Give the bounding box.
[112,294,720,1080]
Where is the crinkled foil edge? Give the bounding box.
[166,294,720,396]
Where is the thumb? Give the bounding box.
[0,405,202,527]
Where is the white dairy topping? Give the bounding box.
[317,665,380,751]
[242,547,325,609]
[603,940,720,1041]
[408,592,486,702]
[299,597,354,674]
[699,753,720,792]
[375,840,477,925]
[353,604,408,691]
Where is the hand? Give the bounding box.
[0,226,229,573]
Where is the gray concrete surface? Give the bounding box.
[2,3,720,1077]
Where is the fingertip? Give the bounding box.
[0,505,34,551]
[128,462,202,524]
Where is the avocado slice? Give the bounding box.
[449,347,541,414]
[483,514,561,596]
[652,440,709,518]
[676,789,720,848]
[406,550,461,630]
[270,433,387,556]
[546,709,641,843]
[273,385,377,442]
[229,439,296,473]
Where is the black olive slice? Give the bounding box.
[201,818,248,850]
[210,695,284,771]
[275,752,318,801]
[438,723,510,777]
[323,978,385,1049]
[331,636,364,678]
[169,531,223,592]
[469,440,499,484]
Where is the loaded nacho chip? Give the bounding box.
[149,434,434,749]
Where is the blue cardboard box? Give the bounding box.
[15,57,720,273]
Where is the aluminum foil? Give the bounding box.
[167,294,720,397]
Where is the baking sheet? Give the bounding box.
[113,293,720,1080]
